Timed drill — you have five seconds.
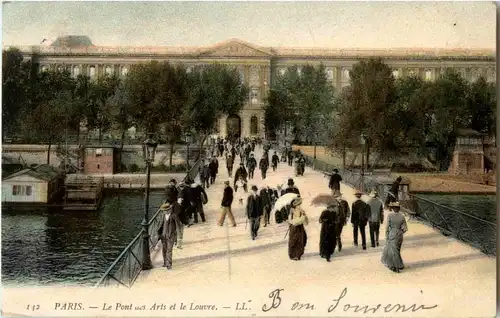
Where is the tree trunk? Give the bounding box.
[342,146,346,170]
[76,122,81,143]
[47,143,51,165]
[195,133,208,161]
[366,143,370,171]
[119,128,126,152]
[169,141,175,167]
[98,125,102,144]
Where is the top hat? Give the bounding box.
[287,178,294,185]
[333,168,339,173]
[251,185,258,191]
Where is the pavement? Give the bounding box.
[133,146,496,317]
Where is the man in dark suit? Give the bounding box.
[332,189,350,252]
[259,156,269,179]
[271,151,279,171]
[351,190,369,250]
[218,180,236,227]
[246,185,263,240]
[284,178,301,196]
[328,169,342,191]
[158,202,180,269]
[165,179,178,203]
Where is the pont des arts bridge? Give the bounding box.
[93,146,495,317]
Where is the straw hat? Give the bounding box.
[389,201,401,208]
[369,190,379,198]
[160,203,171,210]
[292,197,303,207]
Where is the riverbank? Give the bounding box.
[291,145,496,194]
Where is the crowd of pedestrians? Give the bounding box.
[158,137,408,274]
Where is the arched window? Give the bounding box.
[41,65,49,72]
[250,88,259,104]
[342,68,350,81]
[425,69,433,81]
[121,66,129,76]
[326,67,334,81]
[105,66,113,76]
[279,68,286,76]
[89,66,96,78]
[392,69,399,78]
[57,65,64,72]
[297,66,302,76]
[250,116,259,135]
[73,66,80,77]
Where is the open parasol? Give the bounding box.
[310,193,339,207]
[271,193,299,213]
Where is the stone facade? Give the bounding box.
[9,37,496,138]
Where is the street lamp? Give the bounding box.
[360,133,366,193]
[141,133,158,271]
[184,133,193,171]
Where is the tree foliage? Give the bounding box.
[264,64,335,144]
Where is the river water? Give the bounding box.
[1,191,165,287]
[2,191,496,286]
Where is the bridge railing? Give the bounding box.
[303,154,497,256]
[94,157,204,288]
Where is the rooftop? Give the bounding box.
[6,37,495,60]
[4,164,63,181]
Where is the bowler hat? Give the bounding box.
[389,201,401,208]
[333,169,339,173]
[287,178,294,185]
[251,185,258,191]
[224,180,230,185]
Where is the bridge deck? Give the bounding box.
[134,147,495,317]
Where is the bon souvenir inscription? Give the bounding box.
[27,288,438,316]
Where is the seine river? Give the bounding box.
[1,192,496,286]
[1,191,165,287]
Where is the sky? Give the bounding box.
[1,1,496,49]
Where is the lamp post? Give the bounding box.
[141,133,158,271]
[360,133,366,193]
[185,133,193,171]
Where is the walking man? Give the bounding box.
[246,185,262,240]
[351,190,369,250]
[190,181,208,224]
[366,190,384,247]
[209,157,218,184]
[226,154,234,177]
[259,155,269,179]
[271,151,279,171]
[259,187,272,227]
[219,180,236,227]
[328,169,342,191]
[332,189,350,252]
[158,202,179,269]
[246,153,257,179]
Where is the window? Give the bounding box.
[57,65,64,72]
[121,66,129,76]
[408,69,417,77]
[41,65,49,72]
[297,67,302,76]
[326,68,334,81]
[486,68,495,82]
[342,68,350,81]
[105,66,113,76]
[279,68,286,76]
[425,69,433,81]
[95,148,103,157]
[12,185,32,196]
[89,66,96,78]
[250,116,259,135]
[250,88,259,104]
[471,69,480,82]
[392,69,399,79]
[238,69,245,83]
[73,66,80,77]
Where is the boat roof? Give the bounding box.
[3,164,63,181]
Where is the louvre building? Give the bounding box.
[9,35,496,138]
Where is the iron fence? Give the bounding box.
[303,154,497,256]
[94,156,204,288]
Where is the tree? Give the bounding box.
[84,75,120,143]
[264,64,335,144]
[125,61,191,166]
[334,58,397,166]
[19,92,73,164]
[2,48,35,138]
[466,76,496,137]
[185,64,248,149]
[106,82,136,151]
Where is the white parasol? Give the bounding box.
[271,192,299,214]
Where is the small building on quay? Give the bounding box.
[1,164,64,204]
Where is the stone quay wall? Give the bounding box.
[2,144,202,169]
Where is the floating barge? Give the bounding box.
[63,175,104,211]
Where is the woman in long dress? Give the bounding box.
[319,203,338,262]
[288,197,308,261]
[381,202,408,273]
